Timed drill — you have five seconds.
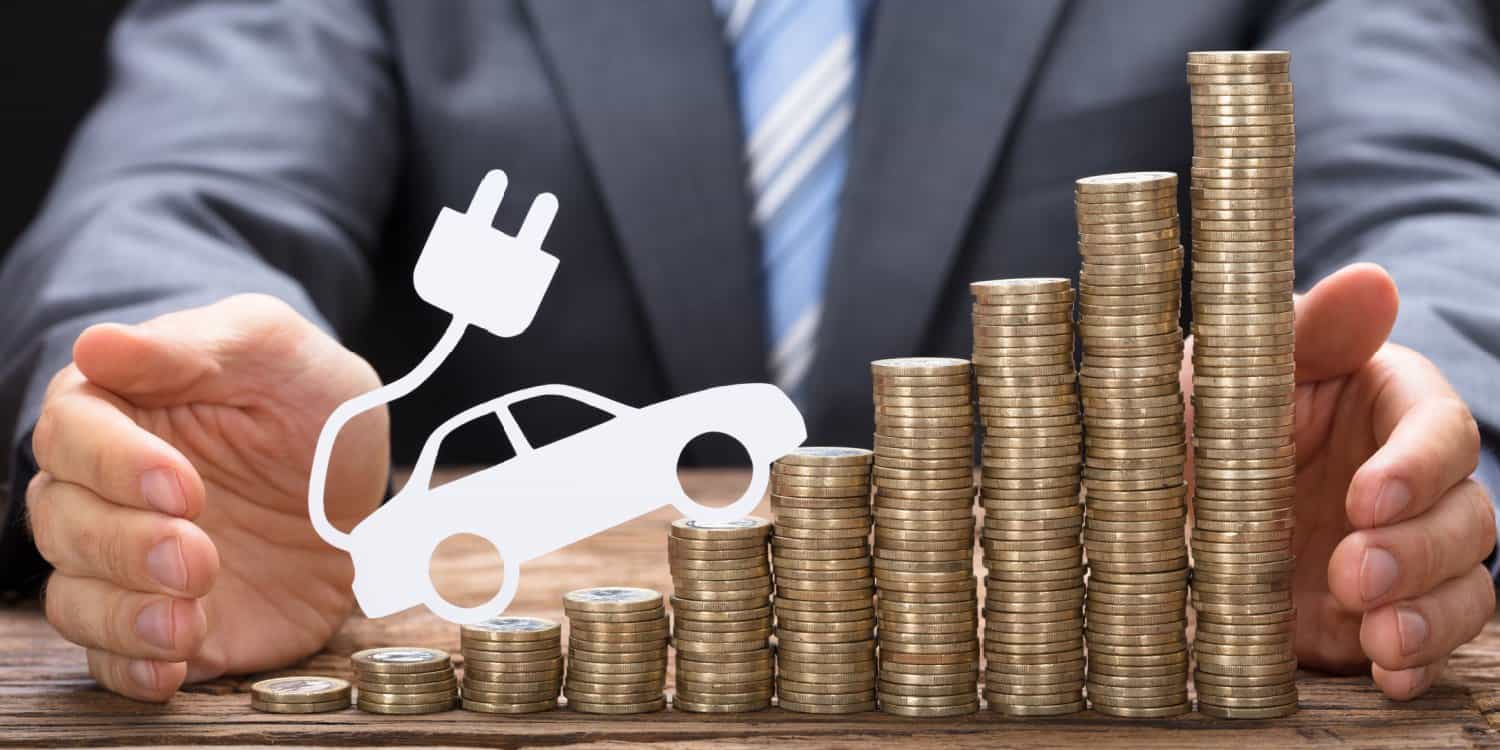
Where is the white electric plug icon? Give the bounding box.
[413,170,559,337]
[306,169,807,625]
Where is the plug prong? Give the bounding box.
[517,193,559,247]
[467,170,509,220]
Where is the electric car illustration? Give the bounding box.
[335,383,806,623]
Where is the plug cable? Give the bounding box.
[308,318,469,551]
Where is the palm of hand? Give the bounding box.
[1287,358,1381,672]
[129,348,386,680]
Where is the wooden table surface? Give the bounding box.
[4,469,1500,748]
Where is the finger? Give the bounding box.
[1372,656,1447,702]
[31,377,203,518]
[72,293,322,408]
[1361,564,1495,672]
[27,475,218,597]
[44,573,207,662]
[86,650,186,704]
[1328,479,1496,611]
[1293,262,1398,383]
[1345,349,1479,528]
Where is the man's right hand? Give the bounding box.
[25,294,388,702]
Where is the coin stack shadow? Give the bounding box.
[459,616,563,714]
[770,447,878,714]
[970,279,1086,717]
[250,675,352,714]
[1187,49,1300,720]
[870,357,981,717]
[352,647,457,714]
[563,587,670,714]
[1076,172,1192,718]
[668,518,775,712]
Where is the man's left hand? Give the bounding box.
[1183,262,1497,701]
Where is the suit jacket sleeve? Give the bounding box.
[0,0,401,594]
[1260,0,1500,564]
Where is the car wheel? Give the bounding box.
[423,532,522,624]
[670,432,769,523]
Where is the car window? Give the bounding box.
[511,395,617,451]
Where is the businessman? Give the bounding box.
[1,0,1497,705]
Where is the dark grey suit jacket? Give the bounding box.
[3,0,1500,592]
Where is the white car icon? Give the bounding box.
[337,383,806,624]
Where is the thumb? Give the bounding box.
[1294,262,1399,383]
[73,294,321,408]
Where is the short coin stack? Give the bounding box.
[250,676,351,714]
[1075,172,1191,718]
[459,616,562,713]
[770,447,877,714]
[870,357,980,718]
[1187,49,1299,720]
[970,279,1085,717]
[564,587,670,714]
[352,647,457,714]
[668,518,775,713]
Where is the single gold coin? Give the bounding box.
[461,697,558,714]
[565,587,664,613]
[251,676,352,704]
[351,647,451,675]
[356,698,456,714]
[461,616,561,644]
[251,696,351,714]
[777,446,874,467]
[670,517,771,540]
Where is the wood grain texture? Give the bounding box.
[2,469,1497,748]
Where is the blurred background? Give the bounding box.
[2,0,1500,262]
[1,1,127,256]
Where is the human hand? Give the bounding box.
[26,294,387,702]
[1183,263,1496,700]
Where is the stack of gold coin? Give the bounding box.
[770,447,877,714]
[1187,49,1299,720]
[870,357,980,718]
[668,518,774,713]
[1075,172,1191,718]
[970,279,1085,717]
[250,676,352,714]
[459,616,562,714]
[564,587,669,714]
[352,647,457,714]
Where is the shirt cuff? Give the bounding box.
[0,427,49,598]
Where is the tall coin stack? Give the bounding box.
[1075,172,1192,718]
[770,447,877,714]
[668,518,775,713]
[459,616,563,714]
[352,647,457,714]
[970,279,1086,717]
[1187,49,1299,719]
[563,587,670,714]
[870,357,980,718]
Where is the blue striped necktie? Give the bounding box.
[715,0,864,399]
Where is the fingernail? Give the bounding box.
[126,659,158,691]
[1361,547,1399,602]
[1374,480,1412,524]
[141,469,186,516]
[1390,665,1431,700]
[146,538,187,592]
[1397,607,1429,655]
[135,600,175,651]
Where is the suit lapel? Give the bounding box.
[805,0,1071,432]
[526,0,766,395]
